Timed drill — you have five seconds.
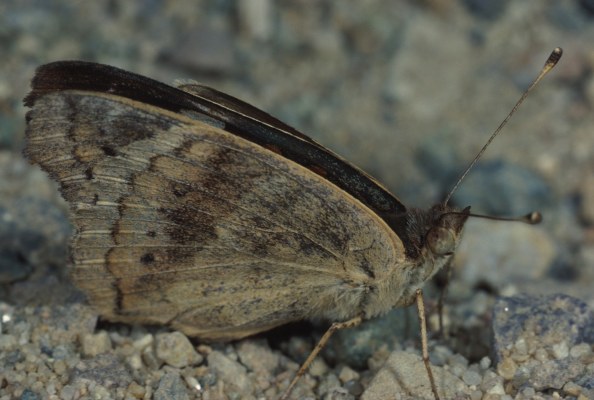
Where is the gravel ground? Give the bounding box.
[1,1,594,399]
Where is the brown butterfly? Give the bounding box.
[23,48,561,399]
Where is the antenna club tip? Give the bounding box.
[547,48,563,67]
[527,211,543,224]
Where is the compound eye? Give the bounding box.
[426,227,456,256]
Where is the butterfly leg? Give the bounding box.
[416,288,440,400]
[437,257,453,338]
[279,315,363,400]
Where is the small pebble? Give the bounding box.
[570,343,592,358]
[317,373,341,397]
[141,346,161,370]
[552,341,569,359]
[60,385,76,400]
[338,366,359,383]
[519,386,536,398]
[81,331,112,357]
[482,396,500,400]
[236,340,280,373]
[513,338,528,356]
[52,360,66,376]
[564,381,583,396]
[450,362,466,377]
[155,332,202,368]
[184,376,201,392]
[343,379,364,396]
[497,358,517,380]
[154,372,189,400]
[448,353,469,368]
[511,365,531,388]
[126,381,145,399]
[430,345,453,366]
[0,335,17,350]
[480,356,492,370]
[488,382,506,395]
[207,350,254,395]
[309,358,328,377]
[462,369,482,386]
[127,353,143,370]
[132,334,153,351]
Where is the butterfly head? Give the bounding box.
[426,205,470,257]
[407,204,470,284]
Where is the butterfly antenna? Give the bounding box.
[441,210,542,224]
[442,47,563,207]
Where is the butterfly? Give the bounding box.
[24,49,560,399]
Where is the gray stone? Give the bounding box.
[361,351,469,400]
[456,219,555,288]
[154,371,190,400]
[236,339,280,373]
[462,369,482,386]
[207,350,254,397]
[71,353,132,389]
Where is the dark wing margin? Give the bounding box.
[24,60,407,221]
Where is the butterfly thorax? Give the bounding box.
[361,204,469,319]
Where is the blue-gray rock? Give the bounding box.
[492,294,594,394]
[492,294,594,364]
[526,358,585,391]
[20,389,40,400]
[154,371,190,400]
[71,353,132,389]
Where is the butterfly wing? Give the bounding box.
[26,61,407,227]
[25,66,406,340]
